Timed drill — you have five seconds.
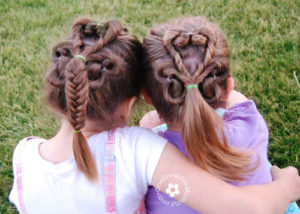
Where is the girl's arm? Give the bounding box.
[152,143,300,214]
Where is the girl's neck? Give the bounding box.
[59,117,128,139]
[39,118,128,164]
[166,122,182,132]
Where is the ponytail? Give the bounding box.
[183,88,253,181]
[145,17,258,181]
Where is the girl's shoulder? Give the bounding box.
[90,126,168,190]
[89,126,168,163]
[116,126,166,140]
[115,127,168,155]
[223,100,262,121]
[222,100,269,149]
[90,126,167,146]
[115,127,168,188]
[13,136,46,158]
[17,136,46,146]
[11,136,47,171]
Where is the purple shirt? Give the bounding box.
[145,100,272,214]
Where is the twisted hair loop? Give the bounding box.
[47,41,74,88]
[159,27,218,104]
[190,27,217,80]
[162,27,218,86]
[162,30,191,79]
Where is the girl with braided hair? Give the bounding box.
[140,16,300,213]
[9,17,300,214]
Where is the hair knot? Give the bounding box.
[191,34,207,46]
[94,22,109,36]
[162,30,180,48]
[173,32,190,47]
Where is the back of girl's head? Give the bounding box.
[46,17,143,181]
[144,16,230,121]
[143,16,254,181]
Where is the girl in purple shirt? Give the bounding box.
[140,16,299,214]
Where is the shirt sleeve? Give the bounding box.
[223,100,269,149]
[9,138,28,211]
[9,146,18,206]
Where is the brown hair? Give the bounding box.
[143,16,254,181]
[46,17,143,181]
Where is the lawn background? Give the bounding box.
[0,0,299,213]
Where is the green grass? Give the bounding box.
[0,0,299,213]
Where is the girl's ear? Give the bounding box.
[119,96,138,122]
[142,88,153,105]
[222,77,234,100]
[127,96,137,114]
[227,77,234,92]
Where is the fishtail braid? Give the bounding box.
[64,18,124,181]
